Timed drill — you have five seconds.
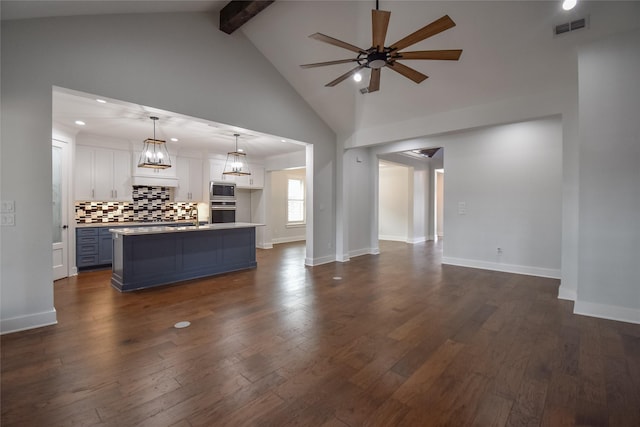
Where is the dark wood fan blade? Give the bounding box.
[368,68,381,93]
[390,15,456,52]
[300,59,360,68]
[387,61,428,83]
[309,33,365,54]
[325,65,365,87]
[394,49,462,61]
[372,9,391,52]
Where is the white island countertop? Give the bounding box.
[110,222,264,236]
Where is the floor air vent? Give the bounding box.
[554,16,589,36]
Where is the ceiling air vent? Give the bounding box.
[554,15,589,36]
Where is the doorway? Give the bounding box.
[52,140,70,280]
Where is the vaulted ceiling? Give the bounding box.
[3,1,640,148]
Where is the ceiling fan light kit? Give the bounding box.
[301,5,463,93]
[138,116,172,169]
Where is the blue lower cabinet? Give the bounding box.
[77,224,189,270]
[77,227,117,269]
[98,234,113,265]
[111,227,257,292]
[76,228,99,269]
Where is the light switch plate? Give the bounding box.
[1,200,15,213]
[458,201,467,215]
[1,213,16,226]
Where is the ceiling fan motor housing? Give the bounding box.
[367,50,388,69]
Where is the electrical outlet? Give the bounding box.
[497,247,503,254]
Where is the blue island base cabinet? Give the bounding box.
[111,227,257,292]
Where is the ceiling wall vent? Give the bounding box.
[554,15,589,36]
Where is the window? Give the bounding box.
[287,177,305,225]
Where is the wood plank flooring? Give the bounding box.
[2,240,639,426]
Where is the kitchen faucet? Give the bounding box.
[191,208,199,228]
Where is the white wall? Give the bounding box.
[269,169,306,244]
[379,163,411,242]
[0,12,335,333]
[575,29,640,323]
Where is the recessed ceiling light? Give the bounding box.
[281,139,287,142]
[353,72,362,82]
[170,138,179,142]
[96,99,107,104]
[75,120,86,126]
[562,0,577,10]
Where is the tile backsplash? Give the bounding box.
[75,186,198,224]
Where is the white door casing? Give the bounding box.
[52,140,69,280]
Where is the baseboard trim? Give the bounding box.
[407,237,426,244]
[441,256,561,279]
[272,236,305,244]
[574,300,640,325]
[557,286,577,301]
[348,247,374,258]
[1,309,58,335]
[305,254,336,266]
[337,253,350,262]
[256,243,273,249]
[379,235,407,242]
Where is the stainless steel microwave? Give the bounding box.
[210,181,236,200]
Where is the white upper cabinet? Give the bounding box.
[209,159,234,183]
[210,159,264,189]
[248,165,264,189]
[75,146,132,201]
[175,157,204,202]
[75,146,94,200]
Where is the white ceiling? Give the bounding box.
[6,1,640,157]
[52,88,308,160]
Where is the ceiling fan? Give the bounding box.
[300,2,462,93]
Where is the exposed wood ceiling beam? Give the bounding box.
[219,0,275,34]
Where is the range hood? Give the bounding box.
[131,152,178,187]
[131,175,179,187]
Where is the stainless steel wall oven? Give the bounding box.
[209,181,237,223]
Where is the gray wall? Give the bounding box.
[368,117,563,278]
[1,12,335,333]
[442,117,563,277]
[345,148,374,257]
[576,29,640,322]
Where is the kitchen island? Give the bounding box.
[110,222,263,292]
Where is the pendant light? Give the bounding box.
[138,116,171,169]
[223,133,251,176]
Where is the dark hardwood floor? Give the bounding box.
[2,241,639,426]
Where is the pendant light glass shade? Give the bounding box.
[223,133,251,176]
[138,116,171,169]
